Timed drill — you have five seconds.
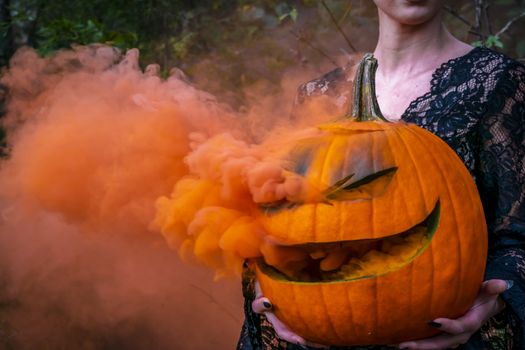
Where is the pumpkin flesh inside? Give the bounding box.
[257,200,440,283]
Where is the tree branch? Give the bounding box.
[485,2,493,35]
[443,5,473,28]
[338,2,352,27]
[290,30,339,67]
[320,0,357,53]
[496,10,525,37]
[474,0,485,40]
[0,0,14,65]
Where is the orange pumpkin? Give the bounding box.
[254,54,488,346]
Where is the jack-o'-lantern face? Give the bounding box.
[254,54,488,346]
[257,123,443,283]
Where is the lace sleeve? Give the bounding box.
[290,65,354,121]
[478,62,525,326]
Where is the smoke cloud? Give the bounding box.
[0,44,344,348]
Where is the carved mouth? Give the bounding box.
[257,200,440,283]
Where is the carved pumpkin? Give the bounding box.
[254,54,488,346]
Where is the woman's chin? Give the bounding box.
[374,0,444,26]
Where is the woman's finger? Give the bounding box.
[430,314,480,336]
[252,296,273,314]
[480,279,508,296]
[253,280,329,348]
[265,312,307,345]
[430,279,510,335]
[254,280,263,299]
[265,313,328,349]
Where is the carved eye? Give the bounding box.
[323,167,398,201]
[260,167,398,214]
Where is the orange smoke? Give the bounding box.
[154,120,338,276]
[2,46,240,233]
[0,44,340,348]
[154,128,333,277]
[0,45,251,348]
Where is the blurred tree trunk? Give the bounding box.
[0,0,14,66]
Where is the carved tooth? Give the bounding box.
[320,248,349,271]
[309,250,328,259]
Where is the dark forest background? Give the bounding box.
[1,0,525,107]
[0,0,524,159]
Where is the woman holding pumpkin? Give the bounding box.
[237,1,525,349]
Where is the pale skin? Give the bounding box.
[252,1,511,349]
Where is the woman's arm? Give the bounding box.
[478,61,525,344]
[400,59,525,350]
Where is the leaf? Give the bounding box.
[290,8,298,22]
[323,173,355,199]
[275,3,298,23]
[471,40,483,47]
[324,167,398,201]
[485,35,504,49]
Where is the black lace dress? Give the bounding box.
[237,47,525,350]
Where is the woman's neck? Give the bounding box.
[373,10,471,80]
[370,8,473,120]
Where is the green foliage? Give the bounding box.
[472,35,504,49]
[1,0,524,108]
[36,19,138,55]
[486,35,505,48]
[275,3,298,22]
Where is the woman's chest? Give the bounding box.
[375,72,434,121]
[402,88,489,173]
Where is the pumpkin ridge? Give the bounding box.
[436,131,487,278]
[372,275,379,340]
[369,131,380,339]
[290,283,312,339]
[391,127,431,324]
[370,129,377,240]
[320,283,345,343]
[407,261,415,329]
[316,135,340,242]
[427,130,480,311]
[407,127,463,314]
[343,282,355,341]
[393,127,432,213]
[396,128,436,319]
[338,136,351,242]
[387,126,435,319]
[370,128,402,333]
[378,128,413,239]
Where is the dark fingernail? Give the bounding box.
[428,321,442,328]
[263,301,272,309]
[505,280,514,290]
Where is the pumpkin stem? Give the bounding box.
[349,53,389,122]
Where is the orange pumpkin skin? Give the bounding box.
[254,56,488,346]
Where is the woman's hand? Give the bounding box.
[252,279,511,349]
[252,280,328,348]
[398,279,511,350]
